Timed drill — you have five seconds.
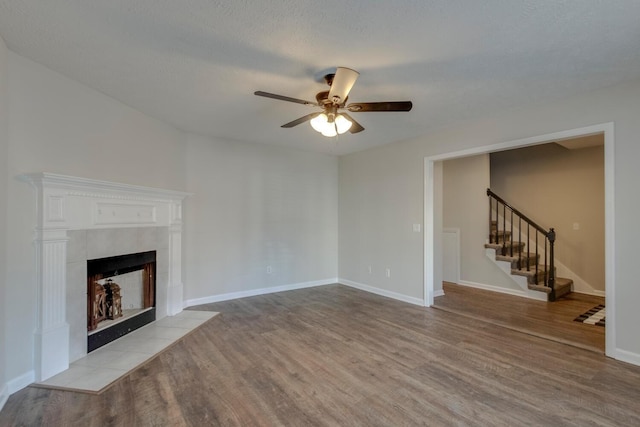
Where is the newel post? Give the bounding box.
[547,228,556,301]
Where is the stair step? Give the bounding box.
[489,231,511,243]
[484,242,526,253]
[496,252,539,269]
[553,278,573,299]
[527,277,573,300]
[511,265,556,284]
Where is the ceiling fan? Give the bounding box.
[254,67,412,137]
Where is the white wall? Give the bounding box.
[443,154,519,291]
[184,134,338,302]
[0,35,9,407]
[4,52,187,389]
[339,77,640,361]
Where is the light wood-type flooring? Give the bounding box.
[2,284,638,426]
[434,282,605,353]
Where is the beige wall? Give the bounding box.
[490,142,605,291]
[443,154,520,291]
[339,76,640,361]
[338,141,424,299]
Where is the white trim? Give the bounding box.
[340,279,424,306]
[613,348,640,366]
[458,280,548,301]
[184,278,338,307]
[425,123,608,163]
[424,122,616,359]
[424,157,435,307]
[603,123,616,359]
[575,289,606,298]
[0,383,8,412]
[433,289,445,298]
[7,370,35,395]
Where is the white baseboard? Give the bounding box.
[0,383,8,413]
[614,348,640,367]
[434,289,445,298]
[339,279,424,306]
[6,370,35,395]
[183,278,338,308]
[457,280,547,301]
[574,289,606,297]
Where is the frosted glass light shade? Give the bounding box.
[334,114,352,134]
[321,126,338,137]
[310,114,328,132]
[310,112,351,137]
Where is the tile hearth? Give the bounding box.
[34,310,218,393]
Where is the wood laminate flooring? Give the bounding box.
[2,284,638,426]
[434,282,605,353]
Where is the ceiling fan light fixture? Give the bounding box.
[310,113,351,137]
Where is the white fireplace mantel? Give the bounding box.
[20,173,191,381]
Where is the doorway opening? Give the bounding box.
[424,122,614,357]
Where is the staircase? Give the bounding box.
[485,189,573,301]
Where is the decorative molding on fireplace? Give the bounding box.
[19,173,191,382]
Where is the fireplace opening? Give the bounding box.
[87,251,156,352]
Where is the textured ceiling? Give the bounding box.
[1,1,640,155]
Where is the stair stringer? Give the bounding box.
[484,248,548,301]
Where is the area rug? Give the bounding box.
[574,304,605,327]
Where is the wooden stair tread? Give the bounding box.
[527,277,573,299]
[511,265,555,277]
[496,252,539,262]
[485,242,526,251]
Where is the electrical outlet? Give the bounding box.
[385,268,391,278]
[413,224,421,232]
[368,265,372,274]
[266,265,272,274]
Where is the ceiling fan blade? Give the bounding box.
[254,91,317,106]
[341,113,364,134]
[328,67,359,105]
[281,113,321,128]
[347,101,413,112]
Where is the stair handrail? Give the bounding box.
[487,188,557,300]
[486,189,548,235]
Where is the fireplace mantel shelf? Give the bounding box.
[20,172,192,202]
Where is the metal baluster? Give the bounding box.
[502,202,506,256]
[548,228,556,300]
[510,209,514,257]
[518,216,522,269]
[489,196,493,244]
[544,238,548,287]
[527,224,531,272]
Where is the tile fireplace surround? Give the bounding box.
[20,173,190,382]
